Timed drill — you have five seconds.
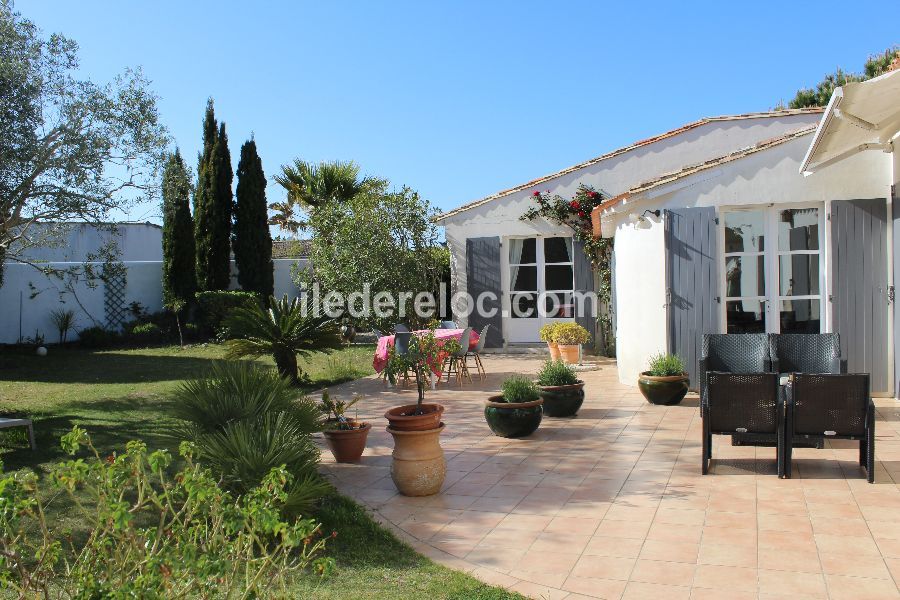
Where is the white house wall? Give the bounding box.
[442,113,821,341]
[613,220,667,384]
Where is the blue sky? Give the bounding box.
[18,1,899,226]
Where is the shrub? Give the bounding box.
[195,290,260,335]
[647,353,685,376]
[77,325,120,348]
[0,427,333,596]
[128,321,167,344]
[169,361,328,515]
[49,308,76,344]
[538,323,559,343]
[224,294,343,384]
[536,359,579,386]
[554,322,590,345]
[500,375,540,403]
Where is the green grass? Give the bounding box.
[0,343,524,599]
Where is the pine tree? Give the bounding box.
[162,149,196,306]
[193,100,233,291]
[233,138,274,299]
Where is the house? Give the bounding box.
[590,69,899,395]
[434,109,824,354]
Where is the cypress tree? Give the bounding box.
[233,137,274,299]
[162,149,196,308]
[193,100,233,291]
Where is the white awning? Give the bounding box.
[800,69,900,175]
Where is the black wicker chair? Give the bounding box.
[698,334,773,402]
[770,333,845,375]
[784,373,874,482]
[702,371,782,475]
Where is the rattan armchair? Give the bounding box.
[698,334,772,401]
[770,333,845,375]
[784,373,874,482]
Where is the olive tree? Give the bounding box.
[0,2,168,286]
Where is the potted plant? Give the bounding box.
[383,326,460,431]
[554,322,590,364]
[540,323,561,361]
[536,360,585,417]
[638,353,689,405]
[319,390,370,463]
[485,375,543,438]
[384,323,460,496]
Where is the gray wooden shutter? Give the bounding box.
[665,207,720,391]
[895,192,900,398]
[466,237,503,348]
[573,239,596,347]
[832,198,889,394]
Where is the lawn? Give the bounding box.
[0,343,524,599]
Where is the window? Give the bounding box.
[509,238,537,318]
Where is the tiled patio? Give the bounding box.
[318,356,900,600]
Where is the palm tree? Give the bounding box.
[269,159,383,232]
[224,295,344,383]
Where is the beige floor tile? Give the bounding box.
[639,539,699,564]
[697,542,757,568]
[595,519,650,540]
[629,559,695,587]
[562,575,627,599]
[819,552,891,579]
[757,569,826,598]
[622,581,691,600]
[583,535,645,558]
[758,547,821,573]
[692,564,757,590]
[824,574,900,600]
[570,555,637,581]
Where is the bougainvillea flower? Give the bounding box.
[578,210,586,218]
[532,191,540,197]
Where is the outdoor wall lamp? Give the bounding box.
[630,209,661,229]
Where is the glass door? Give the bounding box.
[722,206,824,334]
[506,236,575,343]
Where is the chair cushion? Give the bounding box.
[703,334,770,373]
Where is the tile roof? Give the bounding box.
[434,108,824,222]
[592,125,817,218]
[272,239,311,258]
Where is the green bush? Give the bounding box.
[77,325,120,348]
[536,359,578,386]
[500,375,540,403]
[195,290,260,336]
[554,322,590,345]
[169,361,328,515]
[128,321,167,344]
[0,427,333,596]
[647,353,685,376]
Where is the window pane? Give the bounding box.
[726,300,766,333]
[779,255,819,296]
[724,211,765,253]
[510,293,537,319]
[543,292,574,318]
[510,265,537,291]
[545,264,574,291]
[509,238,536,264]
[780,300,820,334]
[725,256,765,298]
[778,209,819,251]
[544,237,572,263]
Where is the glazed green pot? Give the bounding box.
[537,381,585,417]
[637,372,689,405]
[484,396,543,438]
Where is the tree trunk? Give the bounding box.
[275,350,299,383]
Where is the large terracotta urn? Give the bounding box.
[387,423,446,496]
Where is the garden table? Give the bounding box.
[373,328,479,375]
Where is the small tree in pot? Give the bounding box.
[638,353,689,405]
[554,323,590,364]
[536,360,585,417]
[540,323,561,361]
[485,375,544,438]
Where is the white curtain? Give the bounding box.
[508,238,525,291]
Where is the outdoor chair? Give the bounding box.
[699,333,779,456]
[702,371,782,475]
[0,418,36,450]
[393,324,410,333]
[443,327,473,385]
[465,324,491,381]
[784,373,874,482]
[770,333,845,375]
[372,328,384,339]
[393,331,416,385]
[439,320,458,329]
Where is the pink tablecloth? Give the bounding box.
[373,328,480,374]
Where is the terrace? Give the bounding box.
[323,355,900,600]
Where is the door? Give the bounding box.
[665,207,719,390]
[466,237,504,348]
[832,199,890,394]
[721,206,825,335]
[506,236,576,343]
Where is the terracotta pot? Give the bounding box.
[557,344,580,364]
[537,381,585,417]
[384,403,444,431]
[323,422,371,463]
[387,423,446,496]
[484,396,543,438]
[637,372,689,405]
[547,341,561,361]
